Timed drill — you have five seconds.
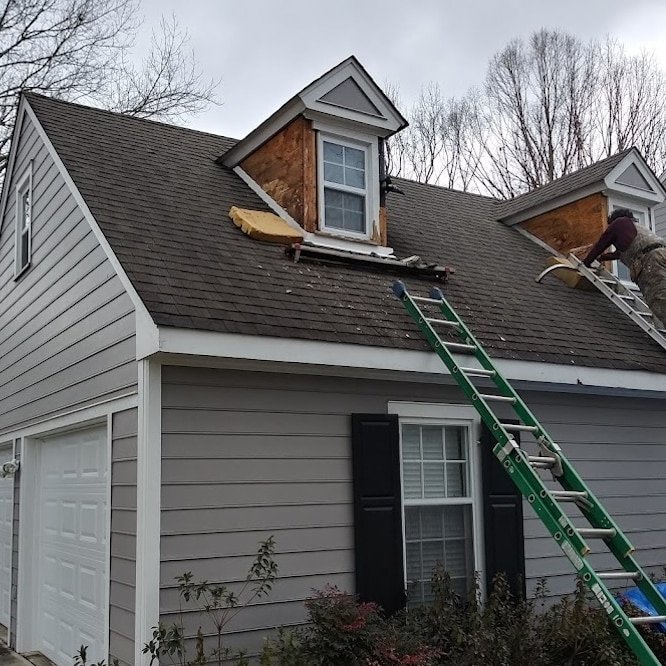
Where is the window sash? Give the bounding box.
[15,170,32,275]
[318,133,370,237]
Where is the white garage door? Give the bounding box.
[0,445,13,628]
[34,426,108,664]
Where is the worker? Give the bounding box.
[583,208,666,324]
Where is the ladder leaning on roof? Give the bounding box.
[393,280,666,666]
[536,254,666,352]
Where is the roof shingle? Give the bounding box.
[24,93,666,374]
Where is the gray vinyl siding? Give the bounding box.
[109,408,138,666]
[160,365,666,661]
[654,200,666,238]
[0,112,137,437]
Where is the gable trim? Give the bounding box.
[604,149,665,204]
[23,101,159,358]
[147,326,666,394]
[0,96,27,237]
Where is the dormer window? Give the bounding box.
[321,137,368,236]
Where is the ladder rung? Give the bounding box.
[459,367,496,377]
[425,317,458,328]
[640,311,654,317]
[412,296,442,305]
[551,490,588,502]
[599,278,616,284]
[500,423,538,433]
[618,294,635,300]
[443,341,476,352]
[578,528,616,539]
[478,393,516,404]
[629,615,666,625]
[598,571,641,580]
[528,455,557,465]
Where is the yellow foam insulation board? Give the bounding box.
[544,256,595,290]
[229,206,303,244]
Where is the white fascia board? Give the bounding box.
[0,96,27,237]
[500,183,604,226]
[605,149,666,201]
[149,326,666,393]
[234,165,394,256]
[24,102,159,359]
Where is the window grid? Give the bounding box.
[401,423,474,607]
[319,136,368,236]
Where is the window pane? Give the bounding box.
[404,507,420,540]
[21,189,31,231]
[422,540,445,580]
[403,462,422,499]
[422,426,443,460]
[446,462,467,497]
[324,204,343,230]
[324,162,344,184]
[402,425,420,459]
[443,505,465,539]
[405,542,421,581]
[345,166,365,188]
[445,427,464,460]
[343,210,365,233]
[423,463,445,497]
[420,506,443,539]
[445,539,467,577]
[323,141,343,164]
[20,231,29,268]
[344,146,365,170]
[344,192,364,213]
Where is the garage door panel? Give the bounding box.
[34,426,107,664]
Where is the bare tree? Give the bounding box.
[387,29,666,198]
[0,0,217,171]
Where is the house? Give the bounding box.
[1,56,666,665]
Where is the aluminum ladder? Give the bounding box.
[536,254,666,352]
[393,280,666,666]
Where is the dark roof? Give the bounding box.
[24,93,666,374]
[496,149,633,220]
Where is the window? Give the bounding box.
[401,420,477,605]
[15,168,32,276]
[609,202,652,284]
[319,135,369,236]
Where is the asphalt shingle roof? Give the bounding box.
[24,93,666,374]
[496,150,632,220]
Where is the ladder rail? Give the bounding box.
[567,254,666,352]
[393,280,666,666]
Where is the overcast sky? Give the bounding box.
[138,0,666,139]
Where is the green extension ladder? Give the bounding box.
[393,280,666,666]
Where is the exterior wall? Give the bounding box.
[0,112,138,434]
[654,199,666,238]
[241,116,317,232]
[109,408,138,666]
[0,112,139,655]
[160,365,666,660]
[520,193,608,257]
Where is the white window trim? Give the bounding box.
[607,197,654,289]
[14,164,33,279]
[316,126,380,243]
[388,402,485,601]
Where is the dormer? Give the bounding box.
[498,148,666,282]
[220,56,407,256]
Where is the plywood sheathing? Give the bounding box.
[520,193,608,257]
[241,116,318,231]
[377,205,388,246]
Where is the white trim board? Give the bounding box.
[22,101,159,359]
[149,326,666,393]
[135,359,161,665]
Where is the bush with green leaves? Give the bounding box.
[261,568,666,666]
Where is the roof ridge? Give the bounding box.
[392,176,501,202]
[23,91,238,143]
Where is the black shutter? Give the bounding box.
[481,422,526,598]
[351,414,405,613]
